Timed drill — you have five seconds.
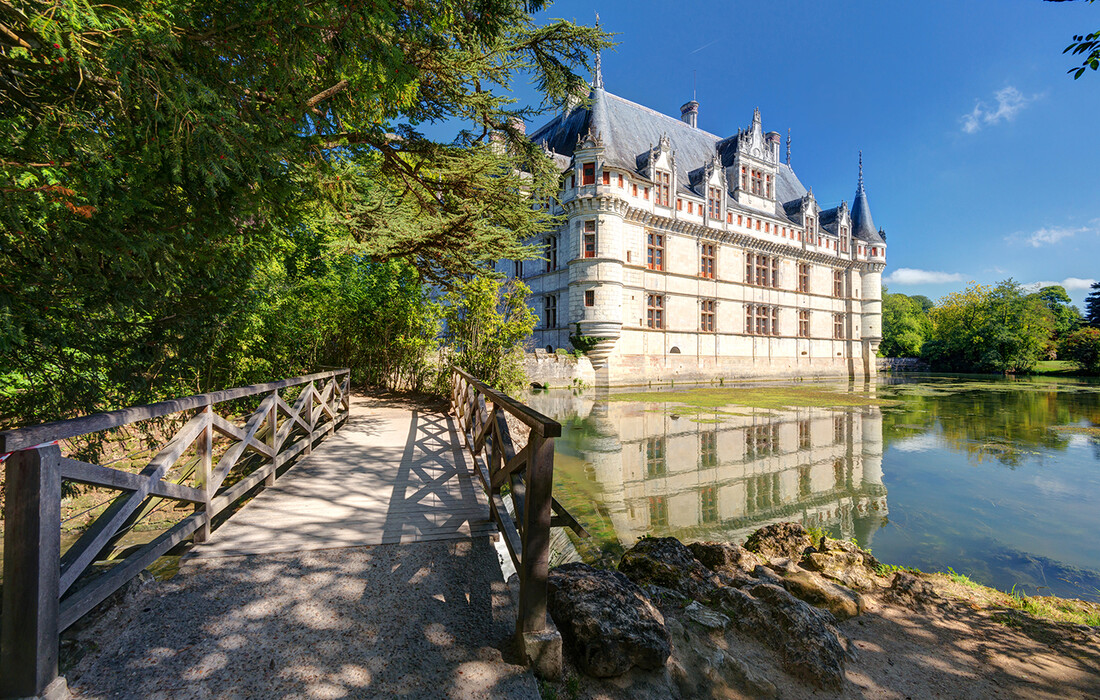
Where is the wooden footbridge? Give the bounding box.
[0,368,583,699]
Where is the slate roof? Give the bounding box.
[851,182,883,244]
[530,87,879,237]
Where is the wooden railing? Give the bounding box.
[449,367,586,676]
[0,369,350,699]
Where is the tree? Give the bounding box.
[2,0,608,425]
[1086,281,1100,327]
[1036,285,1083,356]
[923,280,1054,373]
[442,276,537,392]
[880,291,931,358]
[1051,0,1100,79]
[1061,327,1100,373]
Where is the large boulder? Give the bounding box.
[887,571,939,609]
[618,537,721,601]
[743,522,813,562]
[688,541,763,582]
[765,564,867,621]
[801,537,881,591]
[547,562,671,677]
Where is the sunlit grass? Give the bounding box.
[611,385,897,411]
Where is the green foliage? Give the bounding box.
[567,323,609,354]
[1,0,608,425]
[1061,0,1100,79]
[1036,285,1082,355]
[880,290,932,358]
[922,280,1054,374]
[1061,327,1100,374]
[1086,281,1100,327]
[442,276,536,393]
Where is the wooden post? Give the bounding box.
[193,407,213,544]
[304,381,314,456]
[265,391,277,486]
[1,444,64,698]
[517,434,554,636]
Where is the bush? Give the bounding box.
[1061,327,1100,374]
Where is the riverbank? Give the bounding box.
[538,523,1100,700]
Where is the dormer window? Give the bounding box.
[707,187,722,218]
[766,174,773,199]
[751,169,764,196]
[655,170,671,206]
[582,162,595,185]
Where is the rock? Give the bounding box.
[801,537,881,591]
[547,562,671,677]
[887,571,939,609]
[772,566,866,621]
[714,583,847,690]
[706,648,779,699]
[684,600,731,630]
[618,537,721,601]
[688,541,763,581]
[743,522,813,562]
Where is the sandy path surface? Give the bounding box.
[65,540,539,699]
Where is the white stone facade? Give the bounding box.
[509,88,888,386]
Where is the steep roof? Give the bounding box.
[850,158,884,244]
[530,86,871,232]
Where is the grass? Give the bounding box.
[1031,360,1085,376]
[611,384,897,411]
[1007,585,1100,627]
[945,567,983,590]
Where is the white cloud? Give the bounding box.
[891,432,940,453]
[884,268,965,285]
[961,86,1033,133]
[1029,277,1098,292]
[1021,226,1089,247]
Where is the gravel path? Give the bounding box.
[65,539,539,699]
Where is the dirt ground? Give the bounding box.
[540,572,1100,700]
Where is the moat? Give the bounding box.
[529,375,1100,602]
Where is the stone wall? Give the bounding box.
[525,350,596,388]
[876,357,930,372]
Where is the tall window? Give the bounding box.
[707,187,722,218]
[834,415,847,444]
[649,496,668,527]
[833,269,844,297]
[740,166,748,190]
[655,170,671,206]
[514,260,523,278]
[584,220,596,258]
[751,169,764,196]
[544,295,557,329]
[745,304,779,336]
[765,174,773,199]
[745,423,779,460]
[645,438,666,478]
[582,162,595,185]
[646,294,664,329]
[700,432,718,468]
[833,313,845,339]
[700,243,716,279]
[747,254,779,287]
[545,235,558,272]
[584,289,595,307]
[798,263,810,292]
[700,299,716,332]
[798,309,810,338]
[646,232,664,270]
[700,485,718,522]
[602,170,610,185]
[798,420,811,450]
[840,226,849,253]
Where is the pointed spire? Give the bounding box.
[851,150,883,244]
[786,129,791,165]
[593,12,603,89]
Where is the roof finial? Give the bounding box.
[857,150,865,193]
[593,13,603,89]
[786,129,791,165]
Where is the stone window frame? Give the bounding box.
[700,243,716,279]
[645,438,667,478]
[545,235,557,272]
[746,253,779,288]
[646,293,664,329]
[833,312,845,339]
[700,433,718,469]
[707,186,722,219]
[798,309,810,338]
[655,170,671,207]
[544,294,557,329]
[700,484,718,522]
[583,219,596,259]
[745,304,780,336]
[798,263,810,293]
[584,289,595,307]
[646,232,664,271]
[700,298,716,332]
[833,269,844,298]
[582,162,595,186]
[602,170,611,186]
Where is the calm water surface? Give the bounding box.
[528,376,1100,602]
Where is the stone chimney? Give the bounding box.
[765,131,781,162]
[510,117,526,136]
[680,100,699,128]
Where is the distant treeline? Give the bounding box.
[880,280,1100,374]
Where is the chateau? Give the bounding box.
[508,77,888,385]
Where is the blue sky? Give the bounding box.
[456,0,1100,307]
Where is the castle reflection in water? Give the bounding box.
[526,390,889,552]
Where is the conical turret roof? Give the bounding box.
[851,152,884,245]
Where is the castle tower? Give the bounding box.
[851,153,885,378]
[565,125,624,380]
